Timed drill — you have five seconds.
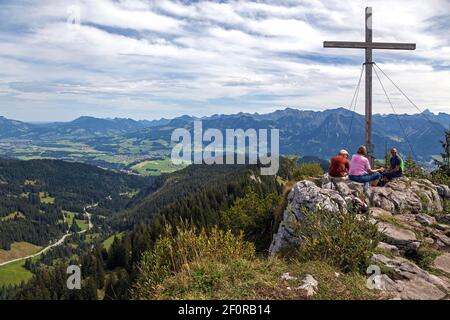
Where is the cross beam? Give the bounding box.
[324,7,416,165]
[324,41,416,50]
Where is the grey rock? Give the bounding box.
[269,180,347,256]
[321,174,363,196]
[405,241,421,252]
[424,226,450,247]
[369,178,442,213]
[280,273,297,281]
[434,233,450,247]
[435,223,450,232]
[370,207,392,219]
[296,274,319,297]
[434,253,450,274]
[436,184,450,199]
[371,274,401,293]
[371,254,450,300]
[415,213,437,226]
[437,214,450,225]
[394,214,423,229]
[376,221,417,247]
[376,242,400,256]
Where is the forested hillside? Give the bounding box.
[0,159,151,250]
[0,159,292,299]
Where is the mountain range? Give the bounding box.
[0,108,448,164]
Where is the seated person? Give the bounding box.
[328,149,350,178]
[383,148,403,181]
[348,146,384,188]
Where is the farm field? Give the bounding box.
[39,192,55,204]
[130,158,187,176]
[0,260,33,287]
[102,232,125,250]
[64,211,89,231]
[0,242,42,264]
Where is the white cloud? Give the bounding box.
[0,0,449,121]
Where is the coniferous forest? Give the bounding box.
[0,157,292,300]
[0,159,151,250]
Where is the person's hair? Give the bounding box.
[357,145,367,156]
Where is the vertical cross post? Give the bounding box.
[365,7,374,166]
[324,7,415,166]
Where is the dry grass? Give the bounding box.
[0,242,42,264]
[132,223,379,300]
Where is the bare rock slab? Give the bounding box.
[371,254,450,300]
[370,207,392,219]
[434,253,450,274]
[376,221,417,247]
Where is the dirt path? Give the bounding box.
[0,204,96,267]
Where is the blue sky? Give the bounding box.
[0,0,449,121]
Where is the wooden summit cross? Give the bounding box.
[324,7,416,165]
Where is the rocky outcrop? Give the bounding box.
[271,176,448,256]
[269,180,347,255]
[270,175,450,300]
[322,175,444,213]
[371,254,450,300]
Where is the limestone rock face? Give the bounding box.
[269,180,347,256]
[270,175,450,300]
[271,176,447,256]
[286,180,348,220]
[376,222,417,249]
[322,176,443,213]
[371,254,450,300]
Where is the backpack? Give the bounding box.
[399,158,404,173]
[346,192,369,214]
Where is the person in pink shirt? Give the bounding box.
[349,146,384,188]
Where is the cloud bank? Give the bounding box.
[0,0,449,121]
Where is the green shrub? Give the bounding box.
[291,208,380,273]
[132,224,255,299]
[407,244,441,270]
[430,170,450,187]
[221,188,281,251]
[403,156,428,179]
[292,163,324,181]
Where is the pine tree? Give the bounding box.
[70,219,80,233]
[434,128,450,174]
[384,143,390,169]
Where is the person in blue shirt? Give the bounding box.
[383,148,403,181]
